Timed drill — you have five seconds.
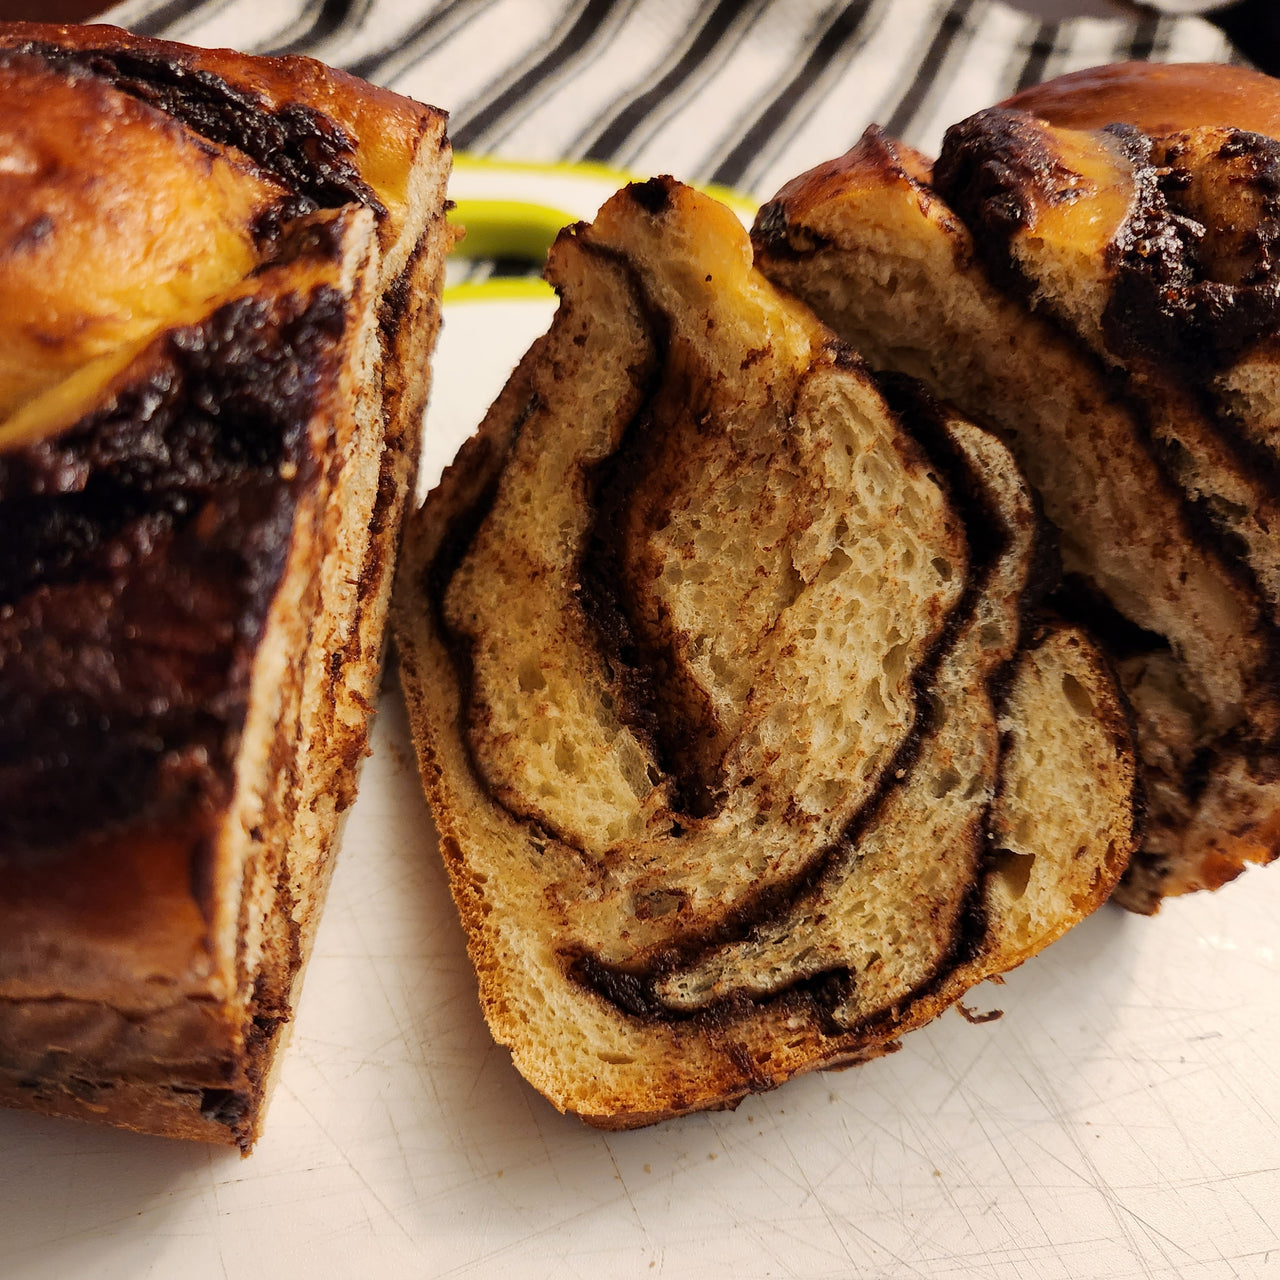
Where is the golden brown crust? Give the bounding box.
[1001,61,1280,139]
[0,53,288,423]
[0,23,451,1148]
[765,128,939,229]
[0,22,440,231]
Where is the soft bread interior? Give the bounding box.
[437,185,969,961]
[394,178,1137,1126]
[980,623,1136,967]
[650,404,1031,1017]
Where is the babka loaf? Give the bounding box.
[393,177,1137,1127]
[0,23,452,1148]
[753,62,1280,913]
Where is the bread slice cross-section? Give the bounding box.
[393,176,1137,1127]
[0,23,453,1148]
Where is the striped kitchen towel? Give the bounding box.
[100,0,1238,200]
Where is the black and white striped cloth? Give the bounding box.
[101,0,1239,199]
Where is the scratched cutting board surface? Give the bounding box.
[2,292,1279,1280]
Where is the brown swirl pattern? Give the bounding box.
[426,178,1131,1029]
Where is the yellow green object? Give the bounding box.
[444,154,757,302]
[448,199,579,262]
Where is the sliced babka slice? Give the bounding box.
[393,177,1136,1127]
[752,71,1280,911]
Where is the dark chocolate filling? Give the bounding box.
[0,284,344,857]
[933,109,1280,374]
[425,195,1071,1034]
[567,372,1022,1023]
[427,241,1005,1025]
[4,41,384,222]
[576,261,725,820]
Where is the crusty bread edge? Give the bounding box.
[0,123,453,1151]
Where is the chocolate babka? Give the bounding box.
[753,63,1280,913]
[0,23,452,1147]
[393,178,1137,1126]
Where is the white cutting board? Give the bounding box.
[2,291,1278,1280]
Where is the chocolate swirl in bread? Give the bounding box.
[394,178,1136,1126]
[0,23,452,1148]
[753,64,1280,913]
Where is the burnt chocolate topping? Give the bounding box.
[934,108,1280,373]
[4,42,384,222]
[934,109,1077,252]
[751,198,834,260]
[932,110,1158,303]
[626,178,672,218]
[0,285,344,856]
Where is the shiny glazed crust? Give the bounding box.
[0,24,452,1148]
[1000,61,1280,139]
